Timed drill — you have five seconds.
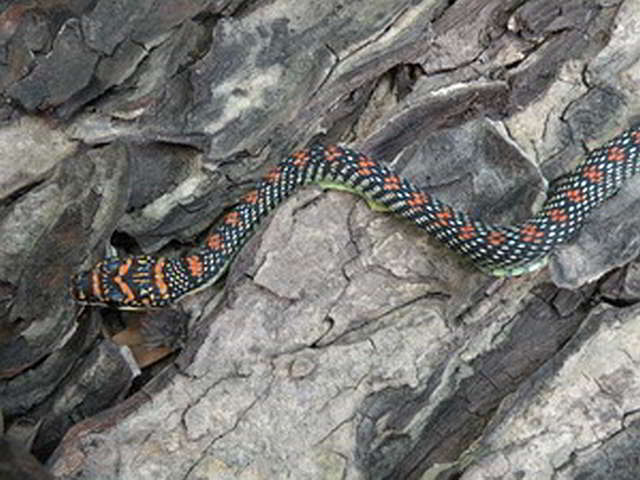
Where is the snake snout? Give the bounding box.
[70,271,91,302]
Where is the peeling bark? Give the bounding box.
[0,0,639,479]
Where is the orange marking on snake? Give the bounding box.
[520,225,544,243]
[186,255,204,277]
[459,224,476,240]
[358,158,376,168]
[112,275,135,304]
[548,209,568,222]
[383,176,401,191]
[91,270,104,301]
[154,258,168,296]
[436,210,452,225]
[291,150,310,167]
[408,192,428,207]
[118,258,132,276]
[583,166,603,183]
[567,189,585,203]
[488,231,505,246]
[265,169,281,183]
[608,146,626,162]
[356,157,376,176]
[325,146,342,162]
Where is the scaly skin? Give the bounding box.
[71,127,640,308]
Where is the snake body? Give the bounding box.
[71,126,640,309]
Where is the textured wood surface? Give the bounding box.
[1,1,639,479]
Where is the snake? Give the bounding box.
[71,125,640,309]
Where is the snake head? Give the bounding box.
[70,270,92,303]
[70,259,129,307]
[70,257,174,309]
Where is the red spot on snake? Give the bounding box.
[383,176,401,191]
[548,209,568,222]
[459,224,475,240]
[567,189,585,203]
[436,210,452,225]
[520,224,544,243]
[488,231,505,246]
[408,192,428,207]
[186,255,204,277]
[265,169,281,183]
[291,152,309,167]
[358,158,375,168]
[583,166,603,183]
[608,146,626,162]
[357,157,376,176]
[325,146,342,162]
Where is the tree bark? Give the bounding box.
[1,1,640,479]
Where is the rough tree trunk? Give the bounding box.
[1,1,640,479]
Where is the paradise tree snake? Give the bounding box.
[71,125,640,309]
